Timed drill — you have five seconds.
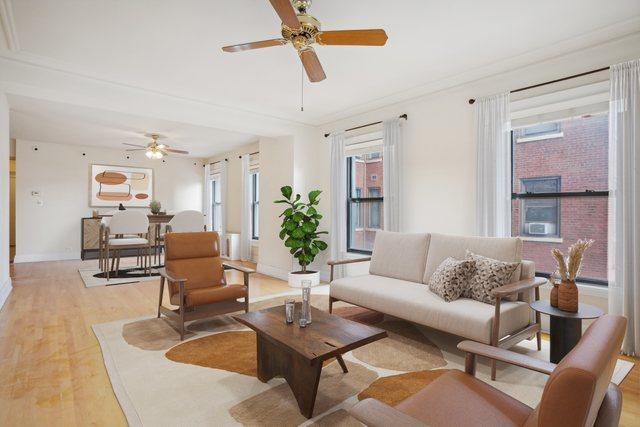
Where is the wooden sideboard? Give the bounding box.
[81,214,174,260]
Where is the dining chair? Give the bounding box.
[104,210,152,280]
[155,210,206,264]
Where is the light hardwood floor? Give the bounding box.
[0,259,638,426]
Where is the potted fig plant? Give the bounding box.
[276,186,328,287]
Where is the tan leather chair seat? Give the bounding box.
[395,370,533,427]
[170,284,247,307]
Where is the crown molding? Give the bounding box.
[316,17,640,127]
[0,0,18,51]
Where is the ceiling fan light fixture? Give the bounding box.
[145,150,154,159]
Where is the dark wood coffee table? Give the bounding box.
[234,303,387,418]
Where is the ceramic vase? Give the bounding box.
[550,283,559,308]
[558,280,578,313]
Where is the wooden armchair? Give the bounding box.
[157,231,254,340]
[350,315,627,427]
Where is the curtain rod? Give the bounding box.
[238,151,259,159]
[324,114,407,138]
[208,158,228,166]
[467,66,610,105]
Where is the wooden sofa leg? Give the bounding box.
[535,287,542,351]
[329,297,335,314]
[491,297,501,381]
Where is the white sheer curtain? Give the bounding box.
[475,92,512,237]
[330,132,347,279]
[219,160,228,237]
[240,155,252,261]
[383,118,402,231]
[203,163,212,230]
[608,59,640,356]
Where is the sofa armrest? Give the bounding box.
[492,277,547,298]
[327,257,371,266]
[349,398,427,427]
[458,340,556,375]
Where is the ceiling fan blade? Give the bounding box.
[299,48,326,82]
[222,38,287,53]
[164,148,190,155]
[268,0,300,29]
[123,143,147,148]
[126,149,147,152]
[317,29,388,46]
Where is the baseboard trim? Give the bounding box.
[256,263,289,281]
[13,252,81,263]
[0,277,12,311]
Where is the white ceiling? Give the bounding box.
[6,0,640,125]
[1,0,639,156]
[8,95,257,158]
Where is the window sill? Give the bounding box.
[521,236,563,243]
[516,132,564,143]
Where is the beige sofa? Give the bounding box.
[328,231,547,379]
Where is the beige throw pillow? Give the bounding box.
[465,251,519,304]
[428,257,476,302]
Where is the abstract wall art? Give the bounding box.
[91,164,153,207]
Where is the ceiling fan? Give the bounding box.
[222,0,388,82]
[123,134,189,159]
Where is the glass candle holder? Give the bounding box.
[285,299,295,324]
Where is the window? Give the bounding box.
[210,176,222,232]
[347,151,384,254]
[511,113,609,285]
[520,177,560,238]
[522,121,561,137]
[251,172,259,240]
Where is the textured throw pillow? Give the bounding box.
[428,257,476,302]
[465,251,519,304]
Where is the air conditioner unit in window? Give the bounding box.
[527,222,556,236]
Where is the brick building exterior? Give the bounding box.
[350,154,384,251]
[511,113,608,282]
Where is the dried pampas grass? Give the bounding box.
[551,239,594,282]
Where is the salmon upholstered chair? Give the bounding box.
[350,315,627,427]
[157,231,254,339]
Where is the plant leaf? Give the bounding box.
[308,190,321,203]
[281,186,292,200]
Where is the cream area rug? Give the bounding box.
[93,286,634,426]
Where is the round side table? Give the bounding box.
[530,300,603,363]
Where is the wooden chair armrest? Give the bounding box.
[492,277,547,298]
[349,398,426,427]
[327,257,371,266]
[458,340,556,375]
[158,267,187,283]
[223,263,256,274]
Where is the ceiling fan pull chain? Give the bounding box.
[300,63,305,112]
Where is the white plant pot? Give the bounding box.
[288,271,320,288]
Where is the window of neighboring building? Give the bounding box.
[511,113,609,285]
[522,121,561,138]
[210,176,222,232]
[251,172,259,240]
[520,177,560,238]
[347,150,384,254]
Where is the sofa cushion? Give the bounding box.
[423,233,523,284]
[427,257,476,302]
[330,274,531,344]
[369,231,430,283]
[465,251,519,304]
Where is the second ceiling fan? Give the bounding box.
[222,0,388,82]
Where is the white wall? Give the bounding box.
[208,141,259,234]
[317,34,640,302]
[15,139,204,262]
[0,92,11,309]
